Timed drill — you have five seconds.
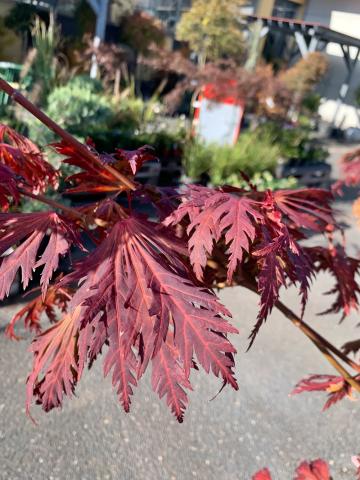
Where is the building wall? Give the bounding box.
[0,0,23,63]
[304,0,360,128]
[137,0,191,30]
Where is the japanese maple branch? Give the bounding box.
[238,279,360,392]
[274,300,360,375]
[0,77,136,191]
[273,301,360,392]
[18,187,84,222]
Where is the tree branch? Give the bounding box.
[0,78,137,192]
[274,300,360,393]
[238,279,360,393]
[19,188,85,222]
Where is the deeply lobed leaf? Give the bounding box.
[291,374,358,411]
[0,124,58,194]
[0,212,81,299]
[165,185,334,346]
[27,215,238,421]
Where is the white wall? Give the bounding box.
[304,0,360,128]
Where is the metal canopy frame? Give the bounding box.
[247,15,360,126]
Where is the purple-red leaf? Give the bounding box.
[0,212,80,298]
[165,186,262,282]
[294,459,331,480]
[252,468,272,480]
[0,124,58,193]
[291,374,357,411]
[27,307,81,414]
[28,215,238,420]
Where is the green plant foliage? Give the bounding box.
[355,85,360,107]
[29,17,60,102]
[26,75,114,144]
[184,130,280,184]
[257,121,328,163]
[301,93,321,115]
[236,171,298,191]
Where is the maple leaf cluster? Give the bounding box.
[0,112,359,422]
[253,459,331,480]
[0,125,58,209]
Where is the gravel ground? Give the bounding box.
[0,143,359,480]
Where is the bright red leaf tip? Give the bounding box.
[0,124,58,193]
[252,468,272,480]
[294,459,331,480]
[352,455,360,479]
[291,374,358,411]
[6,285,70,340]
[307,245,360,319]
[253,459,332,480]
[0,212,81,299]
[27,215,238,421]
[115,145,157,175]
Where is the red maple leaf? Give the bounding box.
[273,189,334,231]
[352,455,360,480]
[294,459,331,480]
[165,185,334,347]
[0,163,19,210]
[27,306,82,414]
[252,460,331,480]
[0,124,58,193]
[165,185,262,282]
[27,215,238,421]
[115,145,157,175]
[0,212,81,299]
[252,468,272,480]
[291,374,357,410]
[307,244,360,319]
[5,285,71,340]
[53,141,155,195]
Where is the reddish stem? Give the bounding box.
[19,188,84,221]
[0,78,136,191]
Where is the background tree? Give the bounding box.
[176,0,247,65]
[119,10,166,57]
[280,52,328,107]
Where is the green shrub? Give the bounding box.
[184,130,280,184]
[45,76,114,136]
[236,171,298,191]
[25,75,114,145]
[256,121,328,163]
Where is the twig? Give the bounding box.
[239,279,360,392]
[275,300,360,374]
[19,188,84,221]
[0,77,136,192]
[274,300,360,393]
